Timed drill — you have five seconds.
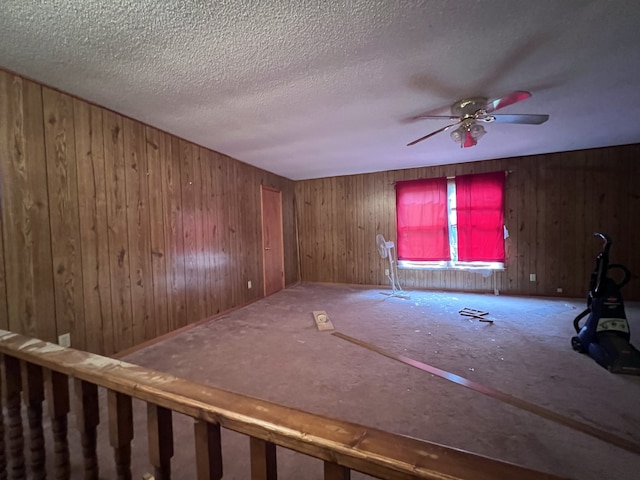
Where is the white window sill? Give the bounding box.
[398,261,504,271]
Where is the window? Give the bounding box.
[396,177,450,261]
[396,172,505,269]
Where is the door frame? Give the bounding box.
[260,185,285,296]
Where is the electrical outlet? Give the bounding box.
[247,280,252,289]
[58,333,71,348]
[385,269,389,276]
[529,273,536,282]
[557,287,563,293]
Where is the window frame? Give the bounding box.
[396,173,506,271]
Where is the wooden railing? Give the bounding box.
[0,330,569,480]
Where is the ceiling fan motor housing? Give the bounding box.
[451,97,488,118]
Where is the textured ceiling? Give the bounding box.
[1,1,639,180]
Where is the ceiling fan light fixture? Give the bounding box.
[470,123,486,140]
[450,127,464,143]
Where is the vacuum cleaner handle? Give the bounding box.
[593,233,611,297]
[594,232,612,254]
[591,233,631,293]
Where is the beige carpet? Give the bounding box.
[45,283,640,479]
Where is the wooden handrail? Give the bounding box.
[0,330,570,480]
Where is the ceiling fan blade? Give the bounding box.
[410,114,459,121]
[487,113,549,124]
[407,121,461,146]
[484,91,531,113]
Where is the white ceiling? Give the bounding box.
[1,1,639,180]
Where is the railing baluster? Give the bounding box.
[74,380,100,479]
[147,404,173,480]
[107,391,133,480]
[22,363,45,479]
[250,437,277,480]
[324,462,350,480]
[3,355,24,480]
[0,356,5,480]
[0,330,576,480]
[194,420,222,480]
[45,370,70,480]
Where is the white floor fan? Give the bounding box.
[376,234,408,298]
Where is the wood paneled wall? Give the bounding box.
[295,145,640,300]
[2,69,638,356]
[0,71,298,355]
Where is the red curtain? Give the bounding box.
[455,171,505,262]
[396,178,450,261]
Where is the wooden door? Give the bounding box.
[261,186,285,296]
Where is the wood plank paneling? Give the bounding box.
[237,163,249,303]
[166,136,187,331]
[205,149,221,314]
[303,180,315,281]
[212,152,230,313]
[223,156,240,308]
[0,73,56,341]
[0,70,298,355]
[199,147,214,315]
[624,154,640,288]
[296,146,640,300]
[515,160,530,294]
[180,140,199,323]
[504,168,519,293]
[22,80,58,344]
[74,100,113,355]
[103,110,134,353]
[145,127,170,338]
[364,174,376,285]
[0,76,7,328]
[42,88,85,349]
[281,178,299,287]
[192,146,207,318]
[242,165,261,302]
[571,155,588,296]
[0,204,7,331]
[532,162,546,295]
[334,177,347,282]
[123,118,154,345]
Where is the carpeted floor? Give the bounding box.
[47,283,640,479]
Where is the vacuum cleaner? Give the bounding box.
[571,233,640,375]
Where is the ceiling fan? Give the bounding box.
[407,91,549,148]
